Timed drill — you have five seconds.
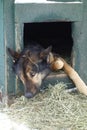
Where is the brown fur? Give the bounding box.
[48,53,87,96]
[8,45,52,98]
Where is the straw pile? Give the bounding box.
[3,82,87,130]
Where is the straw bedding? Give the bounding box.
[1,82,87,130]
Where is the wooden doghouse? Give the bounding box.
[0,0,87,95]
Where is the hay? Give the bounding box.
[2,82,87,130]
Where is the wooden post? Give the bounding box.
[0,0,5,94]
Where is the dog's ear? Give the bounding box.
[40,46,52,59]
[47,52,54,64]
[7,48,20,61]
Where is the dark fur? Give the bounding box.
[8,43,52,98]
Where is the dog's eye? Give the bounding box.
[30,71,36,77]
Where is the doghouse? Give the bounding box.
[0,0,87,95]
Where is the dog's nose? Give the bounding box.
[25,92,33,98]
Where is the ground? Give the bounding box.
[0,82,87,130]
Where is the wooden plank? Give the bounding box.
[0,0,5,93]
[0,57,5,93]
[15,2,83,23]
[15,23,24,94]
[0,0,4,56]
[71,0,87,84]
[4,0,16,94]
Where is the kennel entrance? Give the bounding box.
[15,0,82,65]
[24,22,73,66]
[13,0,86,93]
[1,0,87,96]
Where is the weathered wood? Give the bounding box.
[15,23,24,93]
[0,0,5,93]
[15,2,83,23]
[4,0,15,94]
[71,0,87,83]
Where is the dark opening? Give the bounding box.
[24,22,73,65]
